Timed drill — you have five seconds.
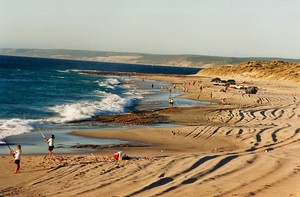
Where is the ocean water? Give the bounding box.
[0,55,202,154]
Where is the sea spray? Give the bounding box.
[0,118,47,138]
[97,78,121,89]
[48,92,138,123]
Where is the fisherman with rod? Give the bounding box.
[1,133,22,174]
[37,127,55,157]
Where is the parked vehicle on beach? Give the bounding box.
[212,78,236,86]
[245,86,258,94]
[211,78,225,86]
[211,77,221,83]
[232,84,246,89]
[226,79,236,85]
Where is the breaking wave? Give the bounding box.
[97,78,121,89]
[0,119,47,139]
[48,91,140,123]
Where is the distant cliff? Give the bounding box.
[1,48,299,68]
[199,61,300,83]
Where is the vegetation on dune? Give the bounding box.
[199,61,300,83]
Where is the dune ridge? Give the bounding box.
[199,61,300,83]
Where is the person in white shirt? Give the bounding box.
[169,97,174,108]
[44,134,55,157]
[11,144,21,174]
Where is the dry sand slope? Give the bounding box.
[1,75,300,197]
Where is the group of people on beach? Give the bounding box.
[8,134,55,174]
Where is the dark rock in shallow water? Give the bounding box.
[96,111,170,125]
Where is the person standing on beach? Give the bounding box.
[169,97,174,107]
[44,134,55,157]
[10,144,21,174]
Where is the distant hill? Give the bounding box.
[199,61,300,83]
[1,48,300,68]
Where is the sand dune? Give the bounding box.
[199,60,300,83]
[1,73,300,197]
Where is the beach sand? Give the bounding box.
[1,72,300,197]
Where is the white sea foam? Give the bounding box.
[0,119,46,139]
[57,69,71,73]
[48,92,135,123]
[97,78,121,89]
[50,75,66,80]
[107,78,121,85]
[57,69,87,74]
[124,88,143,99]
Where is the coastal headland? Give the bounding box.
[1,64,300,197]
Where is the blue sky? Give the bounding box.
[1,0,300,58]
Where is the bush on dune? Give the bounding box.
[199,61,300,83]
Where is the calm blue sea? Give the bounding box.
[0,55,202,154]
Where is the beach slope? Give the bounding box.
[1,68,300,197]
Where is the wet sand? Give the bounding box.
[1,72,300,197]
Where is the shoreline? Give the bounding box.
[1,72,300,197]
[0,71,212,156]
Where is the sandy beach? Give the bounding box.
[1,72,300,197]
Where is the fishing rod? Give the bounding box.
[36,126,46,140]
[0,132,12,151]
